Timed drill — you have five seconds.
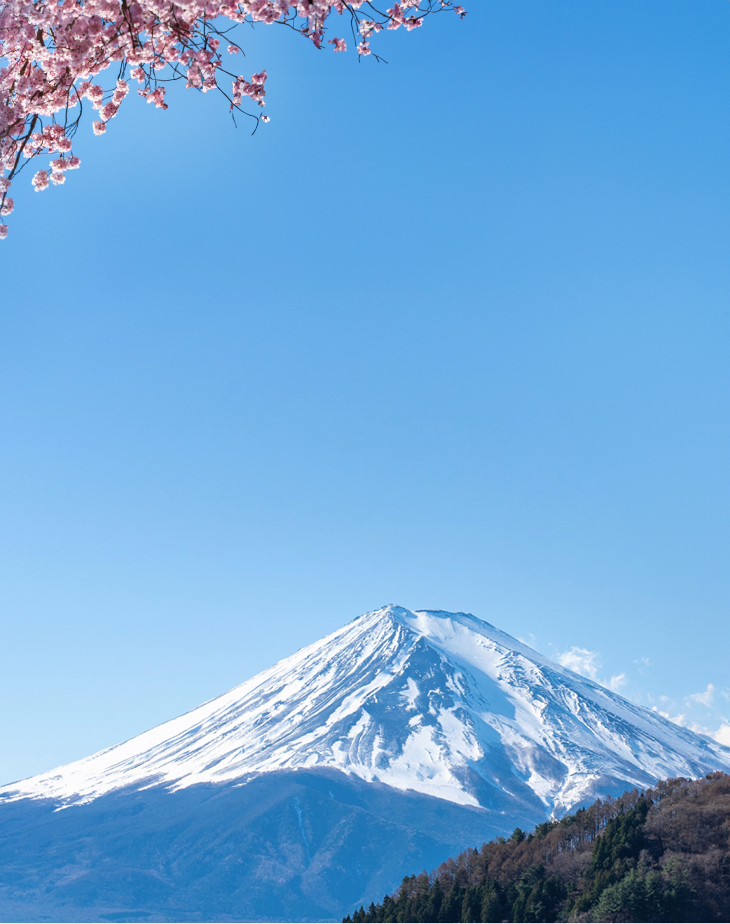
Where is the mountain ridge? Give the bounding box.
[1,604,729,922]
[2,605,728,817]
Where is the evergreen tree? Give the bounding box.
[344,773,728,924]
[479,881,502,923]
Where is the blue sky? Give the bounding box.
[1,0,728,786]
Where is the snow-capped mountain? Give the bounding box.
[4,605,728,818]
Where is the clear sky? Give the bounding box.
[1,0,728,787]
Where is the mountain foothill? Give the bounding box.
[345,770,730,923]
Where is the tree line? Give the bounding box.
[344,771,730,923]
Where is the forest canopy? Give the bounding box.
[344,772,730,923]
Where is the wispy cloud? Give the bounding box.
[556,647,627,693]
[714,724,730,747]
[556,647,600,679]
[653,702,730,749]
[633,656,651,673]
[546,640,729,750]
[686,684,715,708]
[653,707,687,726]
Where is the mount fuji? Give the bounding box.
[1,605,728,922]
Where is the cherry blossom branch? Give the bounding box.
[0,0,466,238]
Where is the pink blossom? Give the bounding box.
[86,85,104,106]
[143,88,169,109]
[0,225,8,240]
[0,0,467,234]
[99,103,119,121]
[261,114,270,122]
[0,198,14,216]
[32,170,49,192]
[386,3,406,29]
[360,20,381,37]
[232,70,267,107]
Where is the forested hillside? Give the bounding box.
[344,772,730,923]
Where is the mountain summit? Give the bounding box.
[4,605,727,818]
[1,606,728,922]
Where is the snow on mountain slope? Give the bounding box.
[2,605,728,816]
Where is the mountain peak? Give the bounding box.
[2,605,729,817]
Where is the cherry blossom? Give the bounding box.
[0,0,467,237]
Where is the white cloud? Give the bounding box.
[557,647,601,681]
[686,684,715,708]
[555,647,729,747]
[714,724,730,747]
[653,707,730,748]
[608,673,627,692]
[653,707,687,726]
[556,648,627,693]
